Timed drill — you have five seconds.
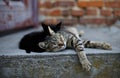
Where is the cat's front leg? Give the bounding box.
[77,51,92,71]
[74,40,92,71]
[73,39,91,71]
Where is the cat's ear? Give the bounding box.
[41,22,51,35]
[41,22,48,31]
[48,26,55,35]
[38,42,47,49]
[56,21,62,30]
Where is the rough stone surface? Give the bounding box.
[0,54,120,78]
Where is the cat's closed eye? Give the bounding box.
[58,43,64,46]
[52,43,57,46]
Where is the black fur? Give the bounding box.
[19,22,62,53]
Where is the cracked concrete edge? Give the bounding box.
[0,49,120,57]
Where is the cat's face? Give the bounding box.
[38,26,66,52]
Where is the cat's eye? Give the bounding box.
[53,43,57,45]
[58,43,64,46]
[51,42,57,45]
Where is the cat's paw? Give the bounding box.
[81,59,92,71]
[102,42,112,50]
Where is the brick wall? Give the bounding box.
[39,0,120,26]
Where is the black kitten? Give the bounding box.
[19,22,62,53]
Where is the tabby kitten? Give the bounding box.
[19,22,112,71]
[38,26,112,71]
[19,22,62,53]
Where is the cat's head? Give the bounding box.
[38,26,66,52]
[41,22,62,35]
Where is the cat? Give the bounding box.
[38,25,112,71]
[19,22,62,53]
[19,22,112,71]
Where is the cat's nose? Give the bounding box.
[58,43,64,46]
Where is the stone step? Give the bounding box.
[0,51,120,78]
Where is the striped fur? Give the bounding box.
[38,27,112,71]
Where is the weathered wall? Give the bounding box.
[39,0,120,25]
[0,54,120,78]
[0,0,38,32]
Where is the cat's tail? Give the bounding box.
[79,30,84,37]
[83,40,112,50]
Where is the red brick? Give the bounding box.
[60,18,78,25]
[77,1,87,8]
[114,10,120,16]
[106,18,116,25]
[39,1,53,8]
[77,1,103,8]
[54,1,75,7]
[44,1,53,8]
[94,18,106,24]
[71,9,84,16]
[101,9,112,16]
[49,9,61,16]
[88,1,103,7]
[86,8,97,15]
[79,17,116,25]
[61,10,70,16]
[105,1,120,8]
[43,19,59,25]
[44,18,78,26]
[38,2,43,8]
[79,18,106,25]
[39,10,48,15]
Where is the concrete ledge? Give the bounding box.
[0,53,120,78]
[0,48,119,56]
